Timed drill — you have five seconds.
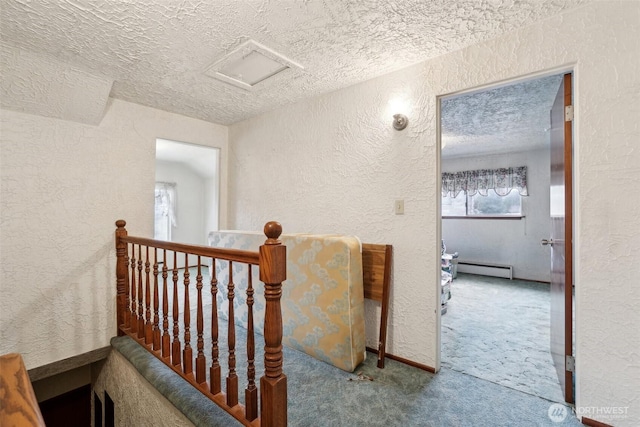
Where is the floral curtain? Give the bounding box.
[442,166,528,197]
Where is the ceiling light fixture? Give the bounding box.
[205,40,303,91]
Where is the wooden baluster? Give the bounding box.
[145,246,152,345]
[161,249,170,358]
[115,220,128,335]
[226,261,238,407]
[137,245,144,339]
[210,258,221,395]
[183,254,193,376]
[130,243,137,334]
[171,251,181,367]
[124,241,131,330]
[152,248,161,351]
[259,222,287,427]
[245,265,258,421]
[195,258,206,384]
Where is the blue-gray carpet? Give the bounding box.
[113,268,580,426]
[441,273,564,403]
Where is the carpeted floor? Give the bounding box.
[441,273,564,403]
[114,332,583,427]
[284,344,581,426]
[118,268,581,426]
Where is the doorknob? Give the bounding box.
[541,238,554,246]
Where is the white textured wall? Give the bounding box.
[0,99,228,370]
[204,175,220,234]
[0,42,113,126]
[93,351,194,427]
[442,148,550,282]
[230,72,439,369]
[229,2,640,425]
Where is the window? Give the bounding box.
[154,182,176,240]
[443,188,524,217]
[442,191,467,216]
[443,189,523,217]
[441,166,527,218]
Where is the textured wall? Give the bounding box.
[442,148,551,282]
[0,42,113,125]
[0,99,228,370]
[230,68,439,369]
[229,2,640,425]
[93,351,194,427]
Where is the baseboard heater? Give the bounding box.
[456,261,513,279]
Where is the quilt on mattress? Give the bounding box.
[208,231,365,372]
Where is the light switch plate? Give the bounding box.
[395,199,404,215]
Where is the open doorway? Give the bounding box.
[155,138,220,252]
[438,73,568,403]
[153,138,219,319]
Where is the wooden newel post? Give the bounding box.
[259,221,287,427]
[115,220,128,336]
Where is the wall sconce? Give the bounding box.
[392,114,408,131]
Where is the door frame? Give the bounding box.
[435,67,576,394]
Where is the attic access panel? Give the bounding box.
[205,40,303,91]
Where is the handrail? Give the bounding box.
[120,235,259,265]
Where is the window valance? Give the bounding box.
[442,166,528,198]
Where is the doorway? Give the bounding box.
[437,72,573,403]
[155,138,220,250]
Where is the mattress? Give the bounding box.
[208,231,365,372]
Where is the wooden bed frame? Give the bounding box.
[114,221,393,426]
[361,244,393,368]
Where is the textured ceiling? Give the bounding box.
[1,0,589,127]
[441,73,564,158]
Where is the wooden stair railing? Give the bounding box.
[115,220,287,427]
